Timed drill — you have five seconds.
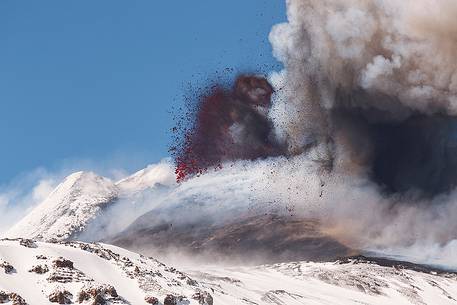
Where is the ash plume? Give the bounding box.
[268,0,457,262]
[269,0,457,175]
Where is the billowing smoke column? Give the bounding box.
[170,0,457,265]
[174,75,286,181]
[267,0,457,260]
[267,0,457,197]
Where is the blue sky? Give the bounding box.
[0,1,285,184]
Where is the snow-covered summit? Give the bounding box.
[6,172,118,242]
[4,162,177,243]
[115,161,176,194]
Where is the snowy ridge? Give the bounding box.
[6,172,118,242]
[1,238,457,304]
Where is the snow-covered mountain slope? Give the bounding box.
[1,238,457,305]
[6,172,118,242]
[0,238,213,305]
[191,257,457,305]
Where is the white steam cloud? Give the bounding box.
[0,169,57,234]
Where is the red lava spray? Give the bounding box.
[172,75,287,182]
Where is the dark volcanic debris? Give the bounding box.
[172,74,287,182]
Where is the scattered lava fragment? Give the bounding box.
[172,75,286,182]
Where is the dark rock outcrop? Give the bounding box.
[163,295,176,305]
[77,285,120,305]
[29,264,49,274]
[0,291,26,304]
[145,296,159,304]
[49,290,72,304]
[0,262,15,274]
[192,291,213,305]
[19,239,37,248]
[53,258,74,269]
